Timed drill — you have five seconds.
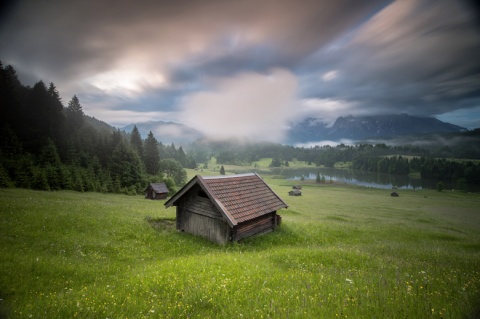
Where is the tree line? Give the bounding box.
[0,62,192,194]
[186,139,480,190]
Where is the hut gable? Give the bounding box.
[145,182,169,200]
[165,173,288,243]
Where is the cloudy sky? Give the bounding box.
[1,0,479,141]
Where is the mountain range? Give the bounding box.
[286,114,466,144]
[121,114,467,145]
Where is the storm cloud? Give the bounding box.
[1,0,479,140]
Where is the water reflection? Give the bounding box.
[231,166,478,191]
[272,167,435,190]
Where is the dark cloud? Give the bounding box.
[1,0,479,136]
[298,0,480,123]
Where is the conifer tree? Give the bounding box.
[130,126,143,159]
[66,95,84,133]
[0,164,13,188]
[109,141,143,188]
[177,146,187,167]
[47,83,66,146]
[0,63,23,131]
[14,156,34,189]
[185,155,197,169]
[23,81,52,151]
[32,167,50,191]
[39,139,61,167]
[144,131,160,175]
[72,169,84,192]
[269,157,282,167]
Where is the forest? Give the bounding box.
[187,132,480,189]
[0,62,193,194]
[1,61,480,193]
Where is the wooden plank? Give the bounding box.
[180,210,229,244]
[235,213,275,241]
[183,196,223,219]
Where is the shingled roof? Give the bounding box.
[146,182,169,194]
[164,173,288,226]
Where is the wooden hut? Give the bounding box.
[289,189,302,196]
[145,182,169,200]
[164,173,288,244]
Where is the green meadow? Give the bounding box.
[1,172,480,318]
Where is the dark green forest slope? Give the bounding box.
[0,62,193,194]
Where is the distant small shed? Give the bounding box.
[164,173,288,244]
[289,189,302,196]
[145,182,169,200]
[292,185,302,190]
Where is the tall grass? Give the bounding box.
[1,182,479,318]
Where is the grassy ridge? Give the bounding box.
[1,179,479,318]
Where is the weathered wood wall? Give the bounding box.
[176,185,230,244]
[234,212,276,241]
[174,184,278,243]
[180,210,229,244]
[154,193,168,200]
[145,188,167,200]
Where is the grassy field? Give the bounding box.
[1,174,480,318]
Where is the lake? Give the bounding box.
[231,166,477,191]
[272,167,438,190]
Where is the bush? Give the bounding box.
[0,164,13,188]
[437,181,445,192]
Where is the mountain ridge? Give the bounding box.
[120,114,467,145]
[286,114,466,143]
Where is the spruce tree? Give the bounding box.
[0,164,13,188]
[109,142,144,188]
[47,82,65,146]
[39,139,61,167]
[269,157,281,167]
[185,155,197,169]
[0,63,23,131]
[32,167,50,191]
[130,125,143,159]
[177,146,187,167]
[144,131,160,175]
[23,81,52,151]
[14,156,34,189]
[66,95,84,133]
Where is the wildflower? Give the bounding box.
[346,278,353,284]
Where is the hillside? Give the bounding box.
[1,180,479,318]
